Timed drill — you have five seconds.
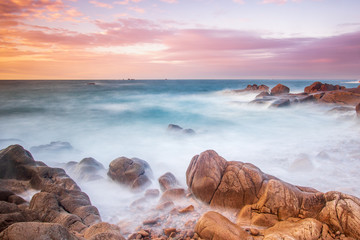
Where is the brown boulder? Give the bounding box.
[270,84,290,95]
[262,218,328,239]
[186,150,227,204]
[304,81,345,93]
[108,157,152,190]
[0,222,78,240]
[319,91,360,105]
[234,84,269,93]
[158,172,179,192]
[356,103,360,116]
[195,211,252,240]
[187,150,360,239]
[83,222,125,240]
[318,192,360,239]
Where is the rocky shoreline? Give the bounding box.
[1,82,360,240]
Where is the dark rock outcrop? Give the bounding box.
[0,145,108,238]
[30,141,74,154]
[356,103,360,116]
[108,157,152,190]
[167,124,196,135]
[304,81,345,93]
[187,150,360,240]
[270,84,290,95]
[270,99,290,108]
[67,157,105,181]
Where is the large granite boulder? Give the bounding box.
[108,157,152,190]
[187,150,360,240]
[270,84,290,95]
[304,81,345,93]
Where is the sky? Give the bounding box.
[0,0,359,79]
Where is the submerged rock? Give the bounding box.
[67,157,105,181]
[30,141,74,154]
[108,156,152,190]
[167,124,196,135]
[270,99,290,108]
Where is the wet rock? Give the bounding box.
[145,189,160,198]
[328,106,354,114]
[0,145,101,235]
[186,150,227,204]
[83,222,124,240]
[318,192,360,239]
[270,84,290,95]
[30,141,74,154]
[270,99,290,108]
[163,227,177,237]
[320,91,360,105]
[187,150,360,239]
[255,91,271,98]
[263,218,325,239]
[167,124,196,135]
[158,172,179,192]
[356,103,360,116]
[108,156,152,191]
[159,188,186,202]
[195,211,252,240]
[0,222,78,240]
[179,205,194,213]
[234,84,270,93]
[304,81,345,93]
[156,201,174,210]
[71,157,106,181]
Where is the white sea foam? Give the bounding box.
[1,80,359,225]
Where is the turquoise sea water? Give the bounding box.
[1,79,359,222]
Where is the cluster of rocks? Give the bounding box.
[187,150,360,240]
[167,124,196,135]
[2,144,360,240]
[0,145,124,240]
[234,81,360,112]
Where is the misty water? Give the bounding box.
[1,79,359,224]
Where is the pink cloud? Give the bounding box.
[114,0,142,5]
[89,0,113,9]
[159,0,178,3]
[128,6,145,13]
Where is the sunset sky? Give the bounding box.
[1,0,359,79]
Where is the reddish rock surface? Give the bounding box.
[356,103,360,116]
[270,84,290,95]
[187,150,360,240]
[304,81,345,93]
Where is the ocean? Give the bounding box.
[1,79,359,223]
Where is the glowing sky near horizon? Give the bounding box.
[1,0,359,79]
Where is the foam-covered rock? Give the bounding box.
[108,157,152,190]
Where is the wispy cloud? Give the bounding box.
[89,0,113,9]
[128,6,145,13]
